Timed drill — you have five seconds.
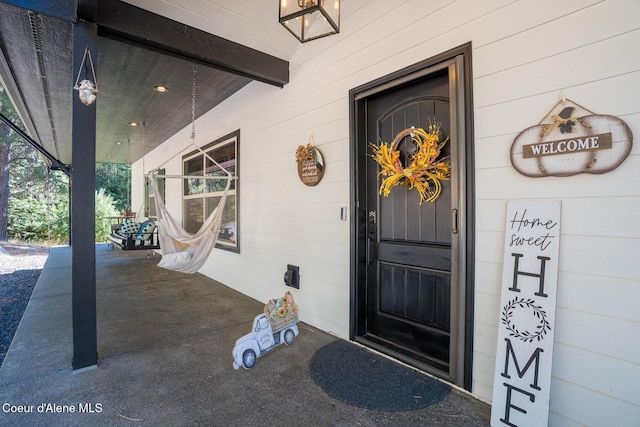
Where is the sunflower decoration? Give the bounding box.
[296,143,317,164]
[370,124,451,204]
[264,291,299,328]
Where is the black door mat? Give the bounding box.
[310,340,451,412]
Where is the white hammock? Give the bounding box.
[148,171,231,274]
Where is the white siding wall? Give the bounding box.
[133,0,640,424]
[470,0,640,425]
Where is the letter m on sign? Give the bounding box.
[491,200,561,427]
[502,338,543,391]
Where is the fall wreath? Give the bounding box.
[370,124,451,204]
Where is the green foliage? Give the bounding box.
[0,83,23,240]
[6,148,127,243]
[8,183,121,243]
[48,187,70,243]
[6,135,70,243]
[7,169,69,243]
[95,188,120,242]
[96,163,131,211]
[7,196,50,242]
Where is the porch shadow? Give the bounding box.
[0,244,490,426]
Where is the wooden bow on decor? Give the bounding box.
[370,124,451,204]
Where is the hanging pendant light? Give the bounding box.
[279,0,340,43]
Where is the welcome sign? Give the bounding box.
[510,101,633,177]
[522,133,612,159]
[491,200,561,427]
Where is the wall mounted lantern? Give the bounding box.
[279,0,340,43]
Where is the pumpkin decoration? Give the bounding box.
[370,124,451,204]
[510,100,633,177]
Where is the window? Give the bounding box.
[145,168,165,218]
[183,130,239,252]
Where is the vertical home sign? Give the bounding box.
[491,200,561,427]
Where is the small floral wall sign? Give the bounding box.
[296,143,325,186]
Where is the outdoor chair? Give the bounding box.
[108,219,160,251]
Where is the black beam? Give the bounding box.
[0,111,71,176]
[94,0,289,87]
[77,0,98,22]
[71,20,97,371]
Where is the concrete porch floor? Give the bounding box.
[0,244,490,426]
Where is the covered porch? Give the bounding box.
[0,245,490,425]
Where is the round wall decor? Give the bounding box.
[296,143,325,186]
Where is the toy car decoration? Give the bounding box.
[232,291,299,370]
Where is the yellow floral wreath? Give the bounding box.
[370,124,451,204]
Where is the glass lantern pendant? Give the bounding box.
[279,0,340,43]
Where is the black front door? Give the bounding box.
[366,70,453,374]
[351,46,473,386]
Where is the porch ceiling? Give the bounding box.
[0,0,295,166]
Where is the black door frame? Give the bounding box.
[349,43,475,390]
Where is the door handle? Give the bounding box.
[367,236,377,266]
[452,208,458,234]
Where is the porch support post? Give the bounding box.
[71,19,98,371]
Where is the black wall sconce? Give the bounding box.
[279,0,340,43]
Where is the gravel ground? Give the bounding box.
[0,243,49,367]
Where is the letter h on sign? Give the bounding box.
[509,253,550,297]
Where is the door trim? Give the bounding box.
[349,43,475,390]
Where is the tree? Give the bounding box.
[0,135,9,241]
[95,162,131,212]
[1,82,68,243]
[7,161,69,243]
[95,188,120,242]
[0,84,22,241]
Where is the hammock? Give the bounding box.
[144,63,234,273]
[148,171,231,274]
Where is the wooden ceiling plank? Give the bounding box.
[95,0,289,88]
